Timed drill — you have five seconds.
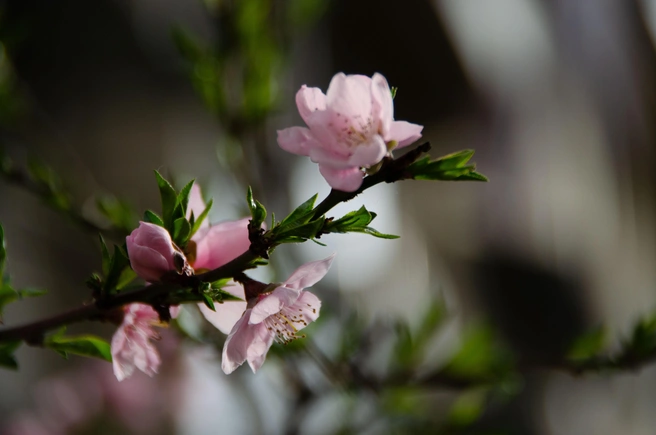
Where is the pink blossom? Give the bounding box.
[277,72,423,192]
[111,303,173,381]
[126,222,183,282]
[187,185,249,332]
[222,255,335,374]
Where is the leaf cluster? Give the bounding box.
[407,150,487,182]
[144,171,211,249]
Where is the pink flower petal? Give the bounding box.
[283,254,335,291]
[249,287,301,325]
[221,310,274,374]
[318,165,364,192]
[291,291,322,326]
[347,135,387,168]
[325,73,372,120]
[126,222,179,282]
[309,146,351,168]
[295,85,327,124]
[387,120,423,148]
[198,282,247,334]
[277,126,317,156]
[111,304,162,381]
[192,218,250,270]
[370,73,394,136]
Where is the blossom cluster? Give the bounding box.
[114,185,332,379]
[111,72,423,380]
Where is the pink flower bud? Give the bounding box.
[126,222,183,282]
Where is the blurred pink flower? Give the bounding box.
[277,72,423,192]
[222,255,334,374]
[187,185,249,332]
[111,303,174,381]
[126,222,185,282]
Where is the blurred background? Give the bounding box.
[1,0,656,434]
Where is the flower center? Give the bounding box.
[331,113,376,149]
[264,306,309,345]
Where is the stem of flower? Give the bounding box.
[310,142,432,219]
[0,143,433,346]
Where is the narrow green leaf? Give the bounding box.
[361,227,400,239]
[280,194,318,227]
[407,150,488,182]
[201,293,216,311]
[435,149,475,170]
[0,285,17,322]
[274,219,324,243]
[190,199,212,237]
[0,340,21,370]
[568,327,606,361]
[246,186,266,228]
[154,170,178,229]
[99,234,110,277]
[116,267,137,290]
[448,389,487,427]
[143,210,165,227]
[95,196,138,232]
[173,217,192,247]
[104,245,131,292]
[17,288,48,298]
[45,334,112,362]
[176,179,195,217]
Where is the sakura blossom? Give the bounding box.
[126,221,187,282]
[186,185,249,332]
[222,254,334,374]
[111,303,174,381]
[277,72,423,192]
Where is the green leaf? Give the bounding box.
[444,324,512,379]
[0,285,16,322]
[116,267,137,290]
[274,219,324,244]
[96,196,138,232]
[0,340,21,370]
[568,327,606,361]
[359,227,400,239]
[173,217,192,247]
[104,245,131,293]
[0,285,47,323]
[448,389,487,427]
[279,194,318,228]
[17,288,47,298]
[190,199,212,237]
[407,150,488,182]
[211,288,245,303]
[45,334,112,362]
[143,210,165,227]
[323,207,399,239]
[176,179,195,218]
[154,170,178,229]
[201,293,216,311]
[99,234,111,276]
[246,186,267,228]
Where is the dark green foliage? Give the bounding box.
[408,150,488,182]
[44,328,111,362]
[246,186,267,229]
[323,206,399,239]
